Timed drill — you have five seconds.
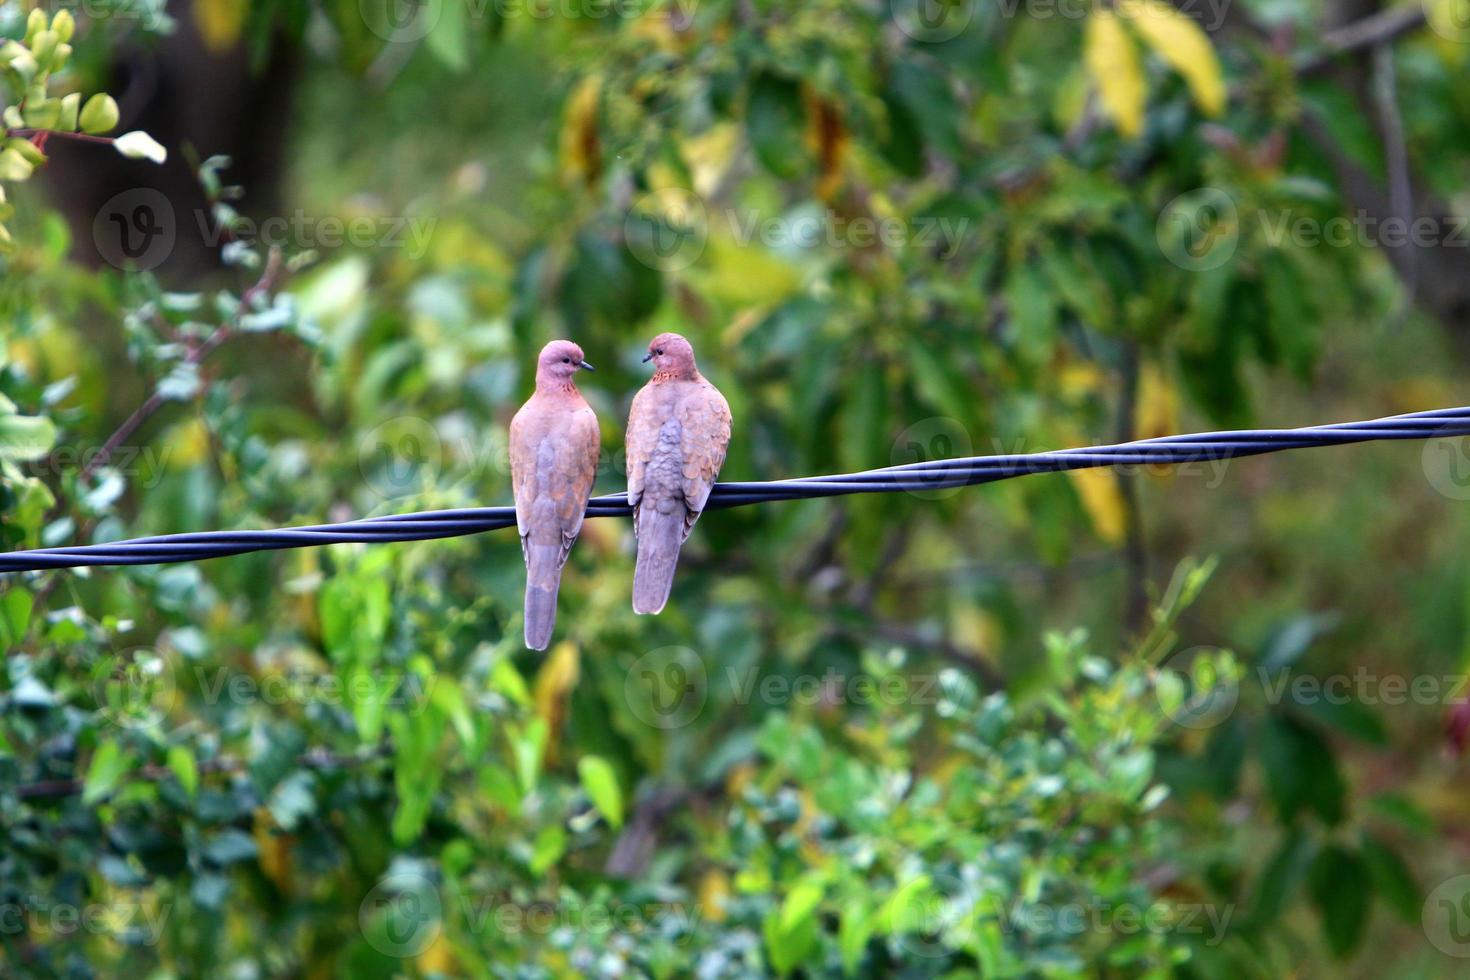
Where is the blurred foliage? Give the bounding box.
[2,0,1470,976]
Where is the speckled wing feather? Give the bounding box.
[677,381,731,536]
[626,376,731,614]
[624,385,658,522]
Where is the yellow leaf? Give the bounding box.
[193,0,247,53]
[1122,0,1226,117]
[804,93,849,202]
[680,123,740,198]
[534,641,580,762]
[415,929,457,973]
[699,869,731,923]
[1068,467,1128,545]
[1085,10,1146,138]
[1134,360,1178,442]
[164,417,211,470]
[253,808,292,893]
[559,75,602,187]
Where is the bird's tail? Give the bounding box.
[633,508,685,615]
[524,543,564,651]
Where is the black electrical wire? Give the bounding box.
[3,405,1467,573]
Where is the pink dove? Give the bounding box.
[625,332,732,614]
[509,340,600,650]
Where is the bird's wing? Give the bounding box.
[508,403,537,548]
[625,384,658,518]
[679,381,731,533]
[552,405,601,560]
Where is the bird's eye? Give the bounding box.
[562,357,571,363]
[655,348,664,356]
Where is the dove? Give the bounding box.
[625,332,731,614]
[509,340,601,650]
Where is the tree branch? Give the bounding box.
[1295,6,1427,75]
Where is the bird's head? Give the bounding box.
[536,340,594,384]
[642,332,697,378]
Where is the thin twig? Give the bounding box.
[76,247,285,484]
[1294,7,1428,75]
[7,128,117,146]
[1373,42,1416,324]
[1115,343,1148,636]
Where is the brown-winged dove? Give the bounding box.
[625,332,731,614]
[509,340,600,650]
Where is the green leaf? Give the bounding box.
[529,822,566,874]
[838,901,874,976]
[764,885,821,976]
[202,828,259,866]
[0,147,33,182]
[425,0,468,72]
[885,61,960,158]
[166,745,199,800]
[512,718,547,794]
[1308,845,1372,958]
[83,740,130,805]
[1260,714,1344,824]
[577,755,623,829]
[746,72,806,180]
[1361,834,1419,923]
[78,93,119,135]
[1248,829,1316,926]
[841,357,886,471]
[780,880,824,933]
[1,588,34,645]
[0,412,57,462]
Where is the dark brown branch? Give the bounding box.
[76,246,286,483]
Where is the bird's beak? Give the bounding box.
[641,352,654,363]
[579,360,596,372]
